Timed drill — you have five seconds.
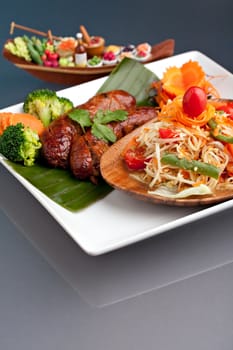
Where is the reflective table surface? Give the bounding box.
[1,160,233,349]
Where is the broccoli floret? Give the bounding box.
[57,96,74,115]
[23,89,74,127]
[49,96,74,120]
[0,123,41,166]
[23,89,57,127]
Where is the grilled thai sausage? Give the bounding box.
[84,130,109,179]
[70,130,109,182]
[70,107,157,182]
[111,106,158,139]
[40,90,157,182]
[41,90,136,166]
[41,90,137,169]
[69,134,93,180]
[40,115,80,169]
[77,90,136,117]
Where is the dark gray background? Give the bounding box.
[0,1,233,349]
[0,0,232,107]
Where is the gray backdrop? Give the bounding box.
[0,0,232,107]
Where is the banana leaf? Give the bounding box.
[8,161,112,211]
[99,57,159,105]
[7,58,159,212]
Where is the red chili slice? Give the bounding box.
[216,102,233,120]
[158,128,175,138]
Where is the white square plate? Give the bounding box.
[1,50,233,255]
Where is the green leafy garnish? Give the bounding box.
[94,109,128,124]
[91,123,116,143]
[68,109,128,142]
[68,109,92,132]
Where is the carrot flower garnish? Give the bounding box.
[152,60,220,108]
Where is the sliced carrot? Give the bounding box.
[226,163,233,176]
[162,66,184,96]
[181,60,205,89]
[161,60,219,100]
[158,96,215,128]
[0,112,45,136]
[201,80,220,99]
[175,103,215,127]
[225,144,233,159]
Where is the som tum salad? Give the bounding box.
[123,60,233,199]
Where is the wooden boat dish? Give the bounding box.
[3,39,175,86]
[100,121,233,207]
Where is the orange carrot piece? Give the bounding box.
[225,144,233,159]
[201,80,220,99]
[0,112,45,136]
[181,60,205,89]
[162,66,184,96]
[161,60,218,99]
[174,103,215,127]
[158,96,215,128]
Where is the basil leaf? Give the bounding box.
[68,109,92,131]
[91,122,117,143]
[93,110,105,123]
[95,110,128,124]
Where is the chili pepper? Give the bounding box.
[214,100,233,120]
[161,153,220,179]
[208,118,233,144]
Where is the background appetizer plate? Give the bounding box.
[1,51,233,255]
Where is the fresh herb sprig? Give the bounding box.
[68,109,128,142]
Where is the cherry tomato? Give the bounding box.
[216,102,233,120]
[182,86,207,117]
[41,54,47,62]
[124,147,147,170]
[46,52,58,61]
[44,49,52,56]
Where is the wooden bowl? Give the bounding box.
[100,118,233,207]
[85,36,105,57]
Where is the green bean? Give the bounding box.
[208,118,233,143]
[23,36,43,65]
[161,153,220,179]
